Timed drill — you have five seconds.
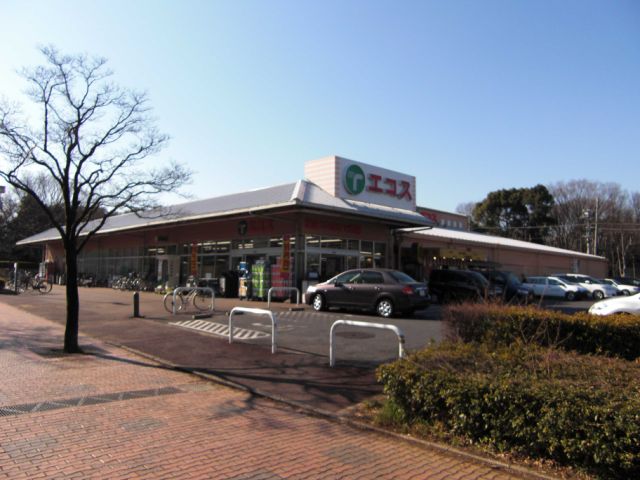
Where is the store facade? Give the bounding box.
[27,157,431,296]
[20,155,608,294]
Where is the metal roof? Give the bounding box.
[17,180,432,245]
[411,227,605,260]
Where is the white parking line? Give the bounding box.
[169,320,269,340]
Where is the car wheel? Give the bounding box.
[376,298,394,318]
[593,290,604,300]
[621,290,630,296]
[312,293,326,312]
[565,291,575,301]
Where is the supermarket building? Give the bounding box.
[18,156,607,295]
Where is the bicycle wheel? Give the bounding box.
[193,291,212,311]
[37,280,53,294]
[163,292,185,313]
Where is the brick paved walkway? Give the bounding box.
[0,302,544,479]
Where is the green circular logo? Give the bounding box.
[344,164,366,195]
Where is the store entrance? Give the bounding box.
[321,255,344,281]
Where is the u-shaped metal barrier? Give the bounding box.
[229,307,277,354]
[267,287,300,309]
[329,320,406,367]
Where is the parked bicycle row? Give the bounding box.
[110,273,156,292]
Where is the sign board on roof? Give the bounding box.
[304,156,417,211]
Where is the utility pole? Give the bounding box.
[593,197,599,255]
[584,208,592,255]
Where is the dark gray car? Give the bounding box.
[305,268,430,318]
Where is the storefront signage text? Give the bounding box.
[344,164,412,201]
[340,160,416,210]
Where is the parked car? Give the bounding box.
[428,269,494,304]
[588,292,640,316]
[305,268,429,318]
[523,276,586,300]
[612,277,640,287]
[476,270,533,304]
[601,278,640,296]
[552,273,618,300]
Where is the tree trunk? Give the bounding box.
[63,246,81,353]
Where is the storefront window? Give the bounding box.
[306,235,320,248]
[374,243,386,267]
[360,241,373,268]
[321,238,346,249]
[232,239,255,250]
[270,237,283,248]
[346,255,358,270]
[347,239,359,251]
[306,253,320,279]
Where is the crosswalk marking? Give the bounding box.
[169,320,269,340]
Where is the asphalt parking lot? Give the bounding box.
[0,285,596,365]
[0,285,442,363]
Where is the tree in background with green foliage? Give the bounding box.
[470,184,555,244]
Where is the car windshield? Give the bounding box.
[557,276,579,284]
[505,272,522,286]
[389,271,418,284]
[468,271,489,287]
[331,271,361,284]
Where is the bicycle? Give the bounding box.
[163,287,212,313]
[9,273,53,294]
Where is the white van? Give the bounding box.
[552,274,618,300]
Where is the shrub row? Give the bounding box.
[443,304,640,360]
[377,342,640,479]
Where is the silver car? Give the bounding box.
[552,274,618,300]
[523,276,585,301]
[602,278,640,296]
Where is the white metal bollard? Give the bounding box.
[229,307,278,354]
[329,320,405,367]
[267,287,300,309]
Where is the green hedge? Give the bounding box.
[443,304,640,360]
[377,342,640,479]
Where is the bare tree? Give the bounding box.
[0,46,191,353]
[548,180,640,277]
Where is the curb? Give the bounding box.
[112,342,559,480]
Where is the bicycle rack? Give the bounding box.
[267,287,300,309]
[171,287,215,315]
[229,307,277,354]
[329,320,406,367]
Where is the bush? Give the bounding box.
[443,303,640,360]
[377,342,640,479]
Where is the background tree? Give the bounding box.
[470,185,555,243]
[0,46,191,353]
[0,187,19,260]
[548,180,640,277]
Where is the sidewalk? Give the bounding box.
[0,301,545,479]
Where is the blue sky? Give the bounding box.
[2,0,639,212]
